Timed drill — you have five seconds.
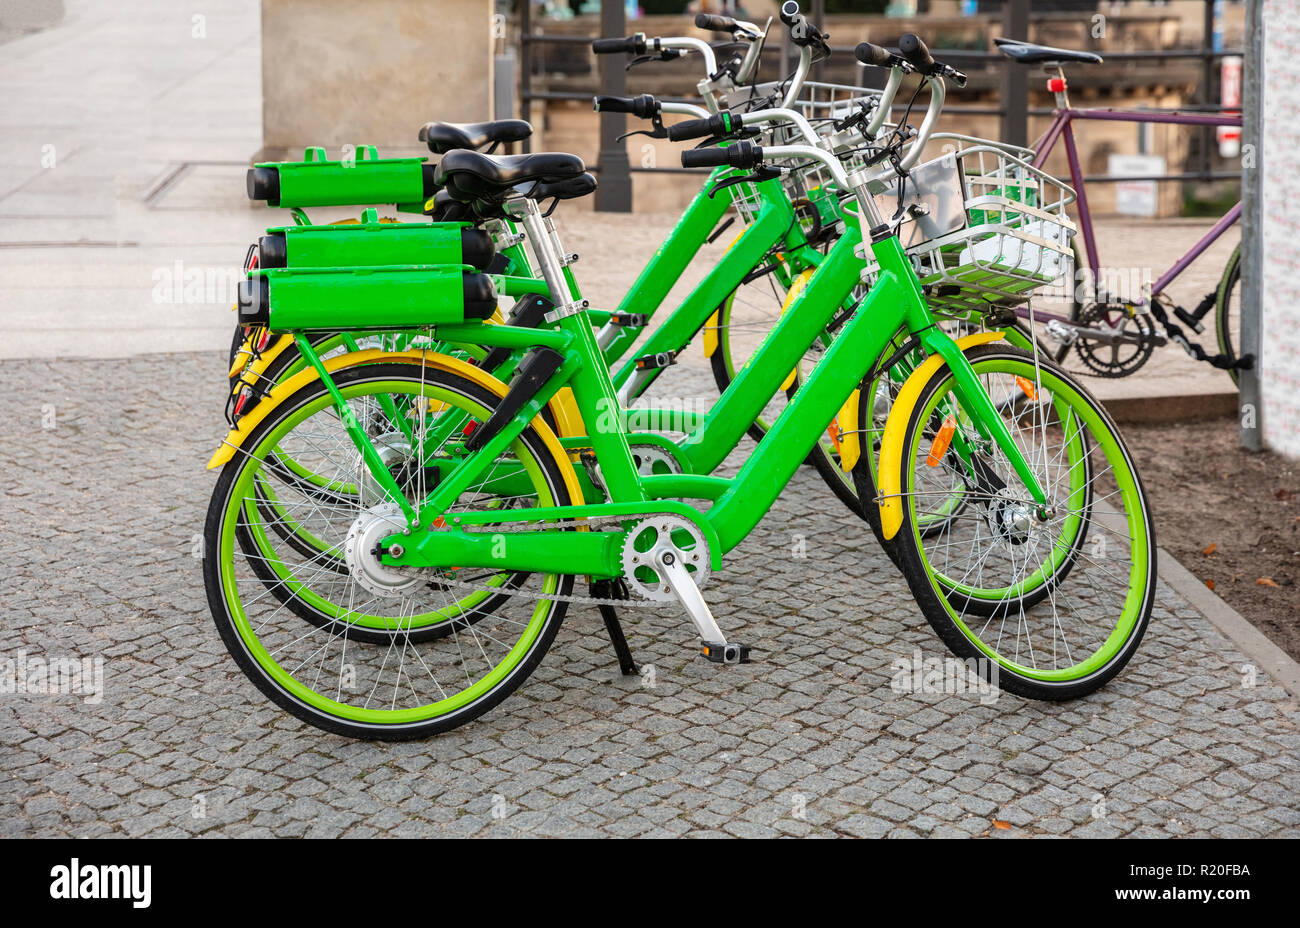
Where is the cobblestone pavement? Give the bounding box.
[1,349,1296,839]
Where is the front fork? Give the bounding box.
[862,229,1050,509]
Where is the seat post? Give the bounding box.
[1047,65,1071,110]
[507,197,585,322]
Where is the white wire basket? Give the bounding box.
[859,138,1078,316]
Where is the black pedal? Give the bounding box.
[634,351,676,371]
[590,579,638,676]
[608,313,649,328]
[701,641,751,664]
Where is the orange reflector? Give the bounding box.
[926,416,958,468]
[826,420,841,453]
[1015,375,1038,400]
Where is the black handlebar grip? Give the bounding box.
[592,34,646,55]
[854,42,894,68]
[680,140,762,170]
[695,13,737,32]
[898,33,936,74]
[593,94,658,119]
[666,112,734,143]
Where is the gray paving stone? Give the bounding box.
[1,308,1297,841]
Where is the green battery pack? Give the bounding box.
[247,145,437,208]
[257,221,497,272]
[237,265,499,331]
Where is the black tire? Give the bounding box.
[204,363,576,739]
[1215,243,1243,387]
[890,345,1155,700]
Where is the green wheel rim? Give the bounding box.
[218,376,563,724]
[906,358,1151,682]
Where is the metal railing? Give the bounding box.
[516,0,1243,210]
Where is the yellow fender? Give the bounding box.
[874,331,1004,541]
[835,389,860,471]
[832,330,1003,535]
[776,268,815,392]
[205,348,585,509]
[701,231,749,359]
[228,331,294,392]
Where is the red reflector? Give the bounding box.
[462,421,478,436]
[1047,77,1066,93]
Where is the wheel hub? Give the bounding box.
[990,493,1036,546]
[355,431,412,506]
[344,503,422,597]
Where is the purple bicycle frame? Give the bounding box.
[1031,106,1242,308]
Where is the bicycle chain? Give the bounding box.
[419,510,679,610]
[1049,291,1249,376]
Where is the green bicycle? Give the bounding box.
[226,10,874,515]
[204,33,1155,739]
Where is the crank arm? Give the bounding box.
[1072,325,1166,348]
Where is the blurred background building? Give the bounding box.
[493,0,1245,215]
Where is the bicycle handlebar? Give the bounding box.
[738,108,820,146]
[696,13,737,33]
[898,33,967,87]
[780,1,829,52]
[593,94,659,120]
[592,34,646,55]
[680,140,763,170]
[667,112,735,143]
[854,41,917,73]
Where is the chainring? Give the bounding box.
[1072,303,1156,377]
[620,516,711,602]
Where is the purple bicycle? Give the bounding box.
[997,39,1250,384]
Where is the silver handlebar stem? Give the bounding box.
[780,44,814,109]
[658,37,718,76]
[756,73,948,230]
[891,76,944,173]
[732,18,770,84]
[864,66,905,138]
[738,108,820,145]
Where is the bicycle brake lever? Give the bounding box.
[708,166,781,199]
[617,109,668,143]
[692,127,760,149]
[626,49,685,70]
[832,101,871,134]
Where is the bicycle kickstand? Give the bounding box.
[589,579,639,677]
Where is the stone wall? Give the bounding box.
[1260,0,1300,457]
[259,0,492,161]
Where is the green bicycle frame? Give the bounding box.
[373,220,1048,578]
